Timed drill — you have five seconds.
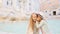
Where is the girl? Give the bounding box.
[36,14,50,34]
[27,13,38,34]
[27,13,50,34]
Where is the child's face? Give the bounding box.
[37,16,42,22]
[32,13,37,22]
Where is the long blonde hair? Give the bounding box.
[29,13,43,31]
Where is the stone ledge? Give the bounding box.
[0,16,29,22]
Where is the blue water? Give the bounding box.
[0,20,60,34]
[47,20,60,34]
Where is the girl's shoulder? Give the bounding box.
[41,20,46,23]
[41,20,48,24]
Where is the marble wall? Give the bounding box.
[0,0,60,21]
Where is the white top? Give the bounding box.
[35,20,48,28]
[35,20,50,34]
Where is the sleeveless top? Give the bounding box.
[33,20,50,34]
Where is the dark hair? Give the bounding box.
[37,14,43,20]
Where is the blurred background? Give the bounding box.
[0,0,60,34]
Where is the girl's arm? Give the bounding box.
[26,27,33,34]
[41,20,50,34]
[36,21,44,28]
[26,24,33,34]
